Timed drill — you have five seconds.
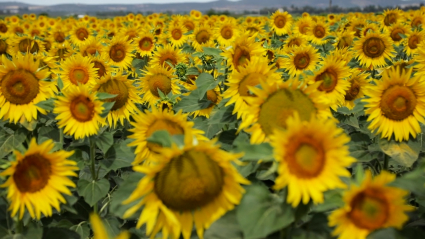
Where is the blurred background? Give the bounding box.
[0,0,424,17]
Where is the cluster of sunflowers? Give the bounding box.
[1,7,425,239]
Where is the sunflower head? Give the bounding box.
[0,138,78,219]
[354,32,395,68]
[270,10,293,36]
[329,171,413,239]
[123,138,249,239]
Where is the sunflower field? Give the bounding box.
[2,7,425,239]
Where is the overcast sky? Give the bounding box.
[0,0,234,5]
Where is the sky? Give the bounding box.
[0,0,236,5]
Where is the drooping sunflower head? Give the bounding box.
[0,138,78,219]
[139,65,181,106]
[363,66,425,141]
[270,10,293,36]
[93,73,141,127]
[59,53,98,90]
[238,79,332,144]
[0,54,56,123]
[329,171,413,239]
[270,113,355,207]
[103,35,135,70]
[54,84,106,140]
[123,138,249,238]
[353,32,395,69]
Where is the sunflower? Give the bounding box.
[403,30,425,56]
[386,23,410,45]
[90,213,130,239]
[308,20,330,45]
[89,53,113,79]
[329,171,413,239]
[270,10,292,36]
[119,24,140,41]
[150,44,186,70]
[343,70,369,110]
[307,55,351,109]
[282,45,320,77]
[271,113,355,207]
[49,42,75,61]
[243,22,266,38]
[353,33,395,69]
[190,9,202,20]
[348,18,366,38]
[0,54,56,123]
[104,35,135,71]
[222,32,265,72]
[281,33,308,53]
[190,86,222,118]
[223,57,281,118]
[363,66,425,142]
[92,73,141,128]
[58,53,98,90]
[335,31,355,49]
[214,20,239,47]
[238,79,331,144]
[139,65,181,106]
[409,11,425,28]
[128,108,206,164]
[69,22,93,46]
[381,8,406,28]
[122,138,249,239]
[9,35,45,57]
[80,36,105,57]
[0,20,9,35]
[0,37,11,56]
[49,26,68,44]
[0,138,78,219]
[135,31,156,57]
[182,16,196,31]
[293,17,312,35]
[166,23,188,48]
[54,84,105,140]
[191,25,214,52]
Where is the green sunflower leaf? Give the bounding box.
[77,178,110,207]
[236,184,295,239]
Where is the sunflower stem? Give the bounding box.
[383,154,389,171]
[89,138,97,181]
[59,128,64,149]
[15,218,23,234]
